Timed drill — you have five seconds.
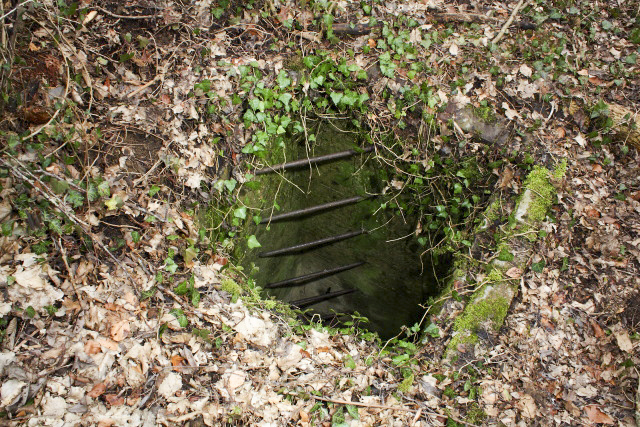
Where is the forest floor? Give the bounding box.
[0,0,639,426]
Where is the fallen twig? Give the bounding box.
[492,0,530,44]
[95,6,160,20]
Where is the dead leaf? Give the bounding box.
[28,42,40,52]
[519,63,532,78]
[84,340,102,355]
[613,328,633,353]
[21,106,51,124]
[585,208,600,218]
[110,319,130,342]
[506,267,522,278]
[590,319,605,338]
[592,164,604,173]
[87,382,107,398]
[498,166,515,189]
[555,127,566,138]
[518,394,537,418]
[104,394,125,407]
[584,405,614,424]
[300,349,311,358]
[171,355,186,371]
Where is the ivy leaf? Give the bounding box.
[247,235,261,249]
[277,70,291,88]
[342,91,358,106]
[424,323,440,338]
[224,179,237,192]
[170,309,188,327]
[50,179,69,194]
[67,190,84,208]
[191,290,201,307]
[531,260,546,273]
[97,181,111,197]
[330,91,343,106]
[174,281,189,295]
[344,355,356,369]
[184,246,198,264]
[278,92,292,106]
[104,195,123,211]
[233,207,247,219]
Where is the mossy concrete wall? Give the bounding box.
[442,163,564,364]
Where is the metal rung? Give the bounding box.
[291,289,356,309]
[254,145,375,175]
[264,262,365,289]
[258,229,366,258]
[260,195,371,224]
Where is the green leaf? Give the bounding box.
[97,181,110,197]
[67,190,84,208]
[346,404,360,420]
[170,309,188,327]
[342,91,358,106]
[1,221,13,236]
[278,92,292,106]
[191,290,201,307]
[391,353,409,366]
[184,246,198,264]
[104,195,123,211]
[158,322,168,337]
[247,235,261,249]
[25,306,36,318]
[277,70,291,88]
[50,179,69,194]
[344,355,356,369]
[531,260,545,273]
[131,231,140,243]
[424,323,440,338]
[233,206,247,219]
[148,185,161,197]
[224,179,237,192]
[174,281,189,295]
[330,91,343,106]
[119,52,134,63]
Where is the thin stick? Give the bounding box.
[492,0,529,44]
[95,6,159,20]
[0,0,34,21]
[312,395,418,412]
[56,239,88,310]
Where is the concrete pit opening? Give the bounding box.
[238,120,454,339]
